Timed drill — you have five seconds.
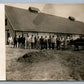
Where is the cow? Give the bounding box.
[70,37,84,51]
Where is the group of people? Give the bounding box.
[8,34,73,50]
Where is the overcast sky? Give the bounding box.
[7,4,84,22]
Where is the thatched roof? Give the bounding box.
[5,5,84,34]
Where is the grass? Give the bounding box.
[6,46,84,81]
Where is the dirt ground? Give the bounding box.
[6,46,84,81]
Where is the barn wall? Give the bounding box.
[15,31,81,39]
[16,31,53,38]
[5,18,15,44]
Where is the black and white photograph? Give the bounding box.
[5,4,84,81]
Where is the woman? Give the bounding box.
[8,35,13,48]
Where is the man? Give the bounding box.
[51,35,56,50]
[56,35,60,50]
[60,36,65,50]
[44,36,48,49]
[26,35,31,49]
[31,35,35,49]
[25,35,28,49]
[18,35,21,48]
[48,35,51,49]
[65,36,70,49]
[28,36,31,49]
[21,35,25,49]
[34,36,37,49]
[40,36,44,50]
[14,35,17,48]
[37,36,40,49]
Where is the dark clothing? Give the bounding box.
[52,43,55,49]
[49,43,51,49]
[48,38,51,49]
[44,38,48,49]
[56,38,60,50]
[18,37,21,44]
[21,37,25,48]
[40,38,44,50]
[18,37,21,48]
[14,37,17,47]
[34,37,37,49]
[37,38,40,49]
[31,42,34,49]
[14,37,17,44]
[44,43,47,49]
[22,37,25,44]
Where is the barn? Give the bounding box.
[5,5,84,44]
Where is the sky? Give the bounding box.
[6,4,84,22]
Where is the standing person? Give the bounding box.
[65,36,70,49]
[56,35,60,50]
[37,36,40,49]
[25,35,31,49]
[28,36,31,49]
[8,35,13,48]
[51,35,56,50]
[34,36,37,49]
[21,35,25,49]
[18,35,21,48]
[31,35,35,49]
[14,35,17,48]
[16,35,19,48]
[44,36,48,49]
[60,36,65,50]
[48,35,51,49]
[25,35,28,49]
[40,36,44,50]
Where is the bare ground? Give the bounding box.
[6,46,84,81]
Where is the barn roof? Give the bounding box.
[5,5,84,34]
